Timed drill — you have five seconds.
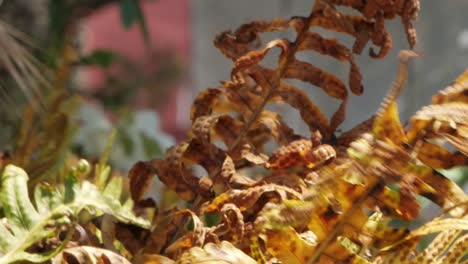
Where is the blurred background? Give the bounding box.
[0,0,467,200]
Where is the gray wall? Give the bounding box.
[192,0,468,133]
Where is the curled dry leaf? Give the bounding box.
[247,110,296,145]
[202,184,302,214]
[297,31,363,94]
[151,141,212,201]
[191,88,223,121]
[52,246,132,264]
[133,254,175,264]
[232,38,290,76]
[178,241,257,264]
[284,59,347,100]
[215,203,245,244]
[128,161,154,203]
[164,210,208,255]
[273,83,331,138]
[268,138,336,170]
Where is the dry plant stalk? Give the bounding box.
[127,0,468,263]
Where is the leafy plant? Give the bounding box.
[0,159,149,264]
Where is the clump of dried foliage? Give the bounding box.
[1,0,467,263]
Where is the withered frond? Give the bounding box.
[126,1,468,263]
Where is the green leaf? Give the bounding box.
[80,50,119,68]
[96,130,117,188]
[48,0,70,51]
[103,176,123,200]
[140,131,162,157]
[0,163,149,263]
[0,165,70,264]
[1,165,40,229]
[34,184,62,214]
[119,0,151,46]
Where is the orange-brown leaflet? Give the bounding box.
[297,32,363,94]
[401,0,420,48]
[312,5,374,55]
[202,184,302,213]
[190,88,222,121]
[304,144,336,169]
[268,138,313,169]
[395,0,407,14]
[219,155,236,184]
[246,66,276,94]
[284,59,348,100]
[369,12,392,59]
[214,31,255,60]
[403,20,417,49]
[349,60,363,95]
[221,81,259,117]
[155,141,213,201]
[329,99,348,134]
[183,138,224,176]
[232,39,290,77]
[268,138,336,169]
[128,161,154,203]
[330,0,365,10]
[163,210,209,255]
[214,18,293,61]
[247,110,296,145]
[298,32,350,60]
[215,204,245,244]
[361,0,384,19]
[191,115,219,144]
[272,83,331,138]
[312,6,361,37]
[234,18,291,43]
[213,115,244,148]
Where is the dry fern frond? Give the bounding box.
[126,1,468,263]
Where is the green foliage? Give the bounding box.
[119,0,151,45]
[0,161,149,264]
[79,50,120,68]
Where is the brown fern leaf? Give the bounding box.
[329,0,420,49]
[202,184,302,214]
[215,203,246,245]
[150,141,212,201]
[268,138,336,170]
[272,83,331,137]
[247,110,296,145]
[126,2,435,263]
[297,31,363,94]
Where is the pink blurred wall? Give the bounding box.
[80,0,191,138]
